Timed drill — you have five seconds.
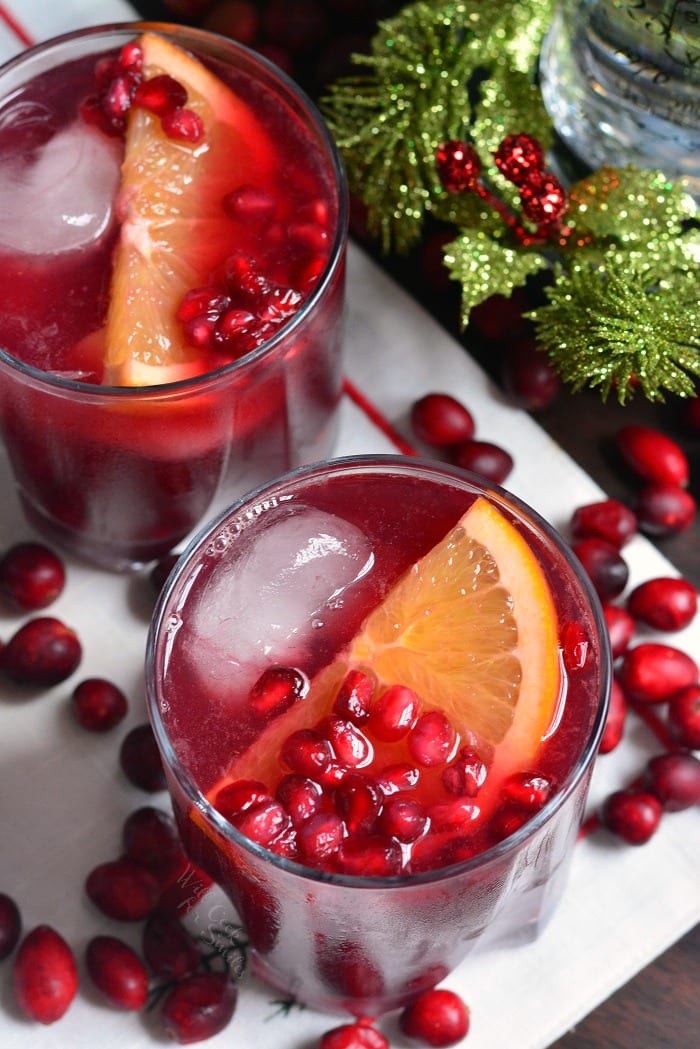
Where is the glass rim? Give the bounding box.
[145,454,612,889]
[0,20,348,398]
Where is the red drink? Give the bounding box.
[147,457,610,1016]
[0,24,346,569]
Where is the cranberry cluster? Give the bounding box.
[410,392,513,485]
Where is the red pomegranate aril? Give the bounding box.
[334,773,383,833]
[408,711,456,767]
[142,912,200,981]
[627,577,697,632]
[249,665,308,716]
[276,774,322,825]
[572,537,629,601]
[289,220,329,253]
[122,806,181,876]
[501,771,551,810]
[0,541,65,610]
[601,789,663,845]
[667,685,700,749]
[118,40,143,72]
[636,483,696,536]
[215,779,271,820]
[450,439,514,484]
[616,425,689,487]
[410,393,475,447]
[0,892,21,960]
[1,616,81,686]
[428,797,480,831]
[501,338,561,411]
[133,73,187,116]
[86,859,161,921]
[223,184,276,223]
[85,935,149,1011]
[103,72,135,117]
[561,619,590,672]
[71,677,128,731]
[161,106,204,143]
[399,987,471,1047]
[231,798,291,847]
[319,1021,390,1049]
[369,684,420,742]
[377,763,421,795]
[618,643,698,704]
[13,925,78,1024]
[570,499,637,549]
[603,604,635,658]
[644,752,700,812]
[378,796,428,843]
[94,55,119,88]
[318,715,372,766]
[217,308,256,341]
[176,286,229,323]
[441,747,488,797]
[182,314,216,350]
[281,729,334,778]
[333,669,375,722]
[160,971,237,1044]
[599,678,627,754]
[338,833,403,876]
[298,812,345,863]
[120,723,167,792]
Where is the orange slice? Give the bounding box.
[104,32,276,386]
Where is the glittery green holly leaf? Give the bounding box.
[444,230,548,321]
[530,258,700,404]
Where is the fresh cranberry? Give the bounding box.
[13,925,78,1024]
[369,684,420,742]
[636,483,696,536]
[85,935,149,1010]
[333,669,375,722]
[601,789,663,845]
[1,617,81,686]
[667,685,700,749]
[627,577,697,632]
[0,892,21,959]
[319,1020,389,1049]
[410,393,475,447]
[399,987,471,1047]
[250,665,308,716]
[450,439,514,484]
[86,859,160,921]
[160,972,237,1043]
[120,723,167,792]
[570,499,637,548]
[142,912,200,981]
[501,338,561,411]
[378,796,428,843]
[0,542,65,610]
[122,806,182,879]
[161,107,204,143]
[644,752,700,812]
[409,711,457,767]
[133,74,187,116]
[441,748,488,797]
[299,812,345,864]
[338,833,402,876]
[572,538,628,601]
[598,679,627,754]
[71,677,128,731]
[618,643,698,704]
[276,774,323,826]
[616,425,689,487]
[603,604,635,658]
[334,773,383,834]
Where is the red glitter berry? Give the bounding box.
[494,133,545,185]
[519,170,567,226]
[399,988,471,1047]
[436,140,481,193]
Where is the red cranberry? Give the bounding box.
[616,425,689,487]
[369,684,420,742]
[160,972,237,1043]
[250,665,308,716]
[86,859,160,921]
[85,935,149,1010]
[603,604,635,658]
[161,107,204,143]
[319,1021,389,1049]
[0,892,21,959]
[618,643,698,704]
[667,685,700,749]
[338,833,403,876]
[13,925,78,1024]
[450,439,514,484]
[0,542,65,610]
[441,748,488,797]
[378,796,428,843]
[636,483,696,536]
[501,338,561,411]
[298,812,344,864]
[142,912,200,981]
[409,711,457,767]
[572,538,628,601]
[120,723,167,792]
[644,752,700,812]
[133,73,187,116]
[122,806,182,878]
[627,576,697,632]
[410,393,475,447]
[333,669,375,722]
[1,616,81,686]
[599,678,627,754]
[570,499,637,548]
[71,677,128,731]
[276,774,322,826]
[601,789,663,844]
[399,987,471,1047]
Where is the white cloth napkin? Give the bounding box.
[0,4,698,1048]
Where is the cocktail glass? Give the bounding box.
[0,24,347,570]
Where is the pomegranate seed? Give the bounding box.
[86,859,160,921]
[133,74,187,116]
[276,774,322,825]
[627,576,697,632]
[1,616,81,686]
[71,677,128,731]
[319,1021,389,1049]
[561,619,591,671]
[318,715,372,766]
[570,499,637,548]
[122,806,182,878]
[644,752,700,812]
[13,926,78,1024]
[160,972,237,1043]
[616,424,689,487]
[410,393,475,447]
[176,287,229,323]
[428,797,480,830]
[0,541,65,609]
[223,184,276,223]
[572,538,628,601]
[216,308,257,342]
[599,678,627,754]
[408,711,456,767]
[378,796,428,843]
[142,912,200,981]
[94,55,119,88]
[441,747,488,797]
[501,338,561,411]
[490,806,531,842]
[281,729,334,778]
[118,41,143,73]
[333,668,375,722]
[377,763,421,795]
[667,685,700,749]
[161,107,205,143]
[618,643,698,704]
[636,483,696,536]
[603,604,635,658]
[501,771,552,810]
[369,684,420,742]
[182,315,216,350]
[450,439,514,484]
[215,779,271,820]
[0,892,21,960]
[120,723,167,792]
[298,812,344,864]
[399,987,471,1047]
[231,798,292,847]
[601,789,663,844]
[289,220,329,252]
[338,833,403,876]
[85,935,149,1010]
[249,665,308,716]
[334,773,383,833]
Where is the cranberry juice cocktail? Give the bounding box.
[0,25,346,570]
[147,457,610,1016]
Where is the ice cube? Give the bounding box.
[0,121,122,254]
